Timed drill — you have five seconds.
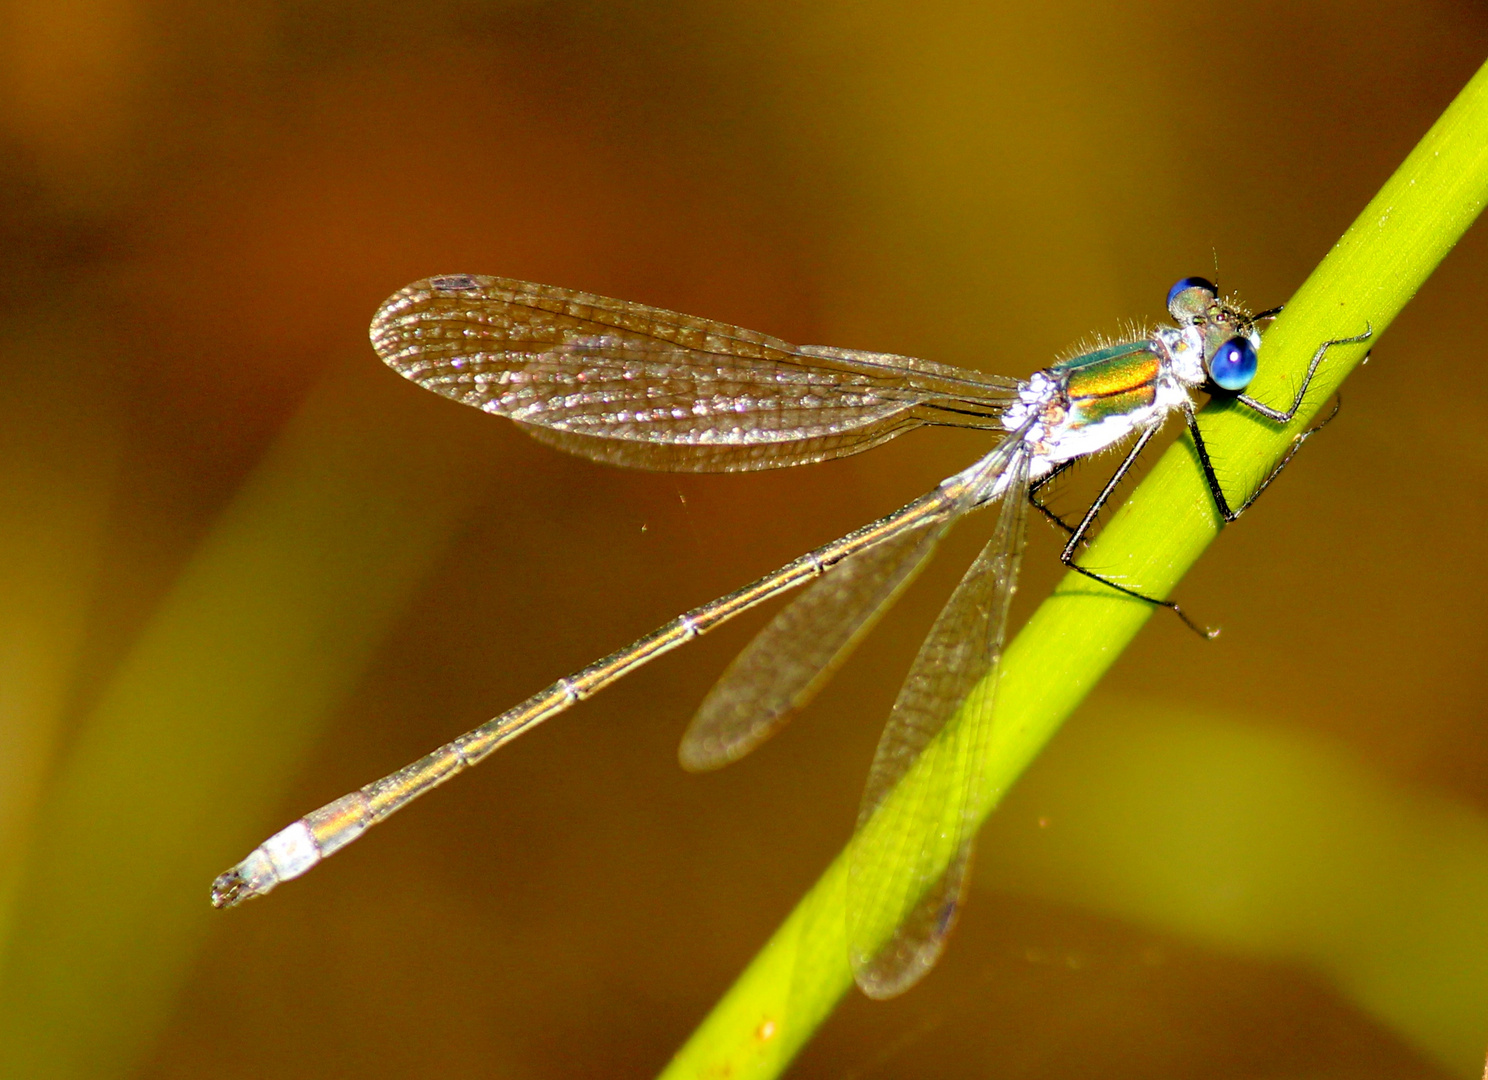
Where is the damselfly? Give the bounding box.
[211,273,1369,998]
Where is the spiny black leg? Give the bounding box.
[1191,323,1369,522]
[1188,393,1344,523]
[1236,325,1371,423]
[1054,325,1369,640]
[1059,423,1216,639]
[1184,403,1238,521]
[1028,459,1079,537]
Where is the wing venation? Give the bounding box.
[371,275,1014,471]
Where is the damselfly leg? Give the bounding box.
[1187,326,1373,521]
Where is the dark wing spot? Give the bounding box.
[429,275,481,293]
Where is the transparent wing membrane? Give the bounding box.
[680,509,954,771]
[849,448,1031,998]
[371,275,1014,472]
[518,418,916,473]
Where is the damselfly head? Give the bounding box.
[1165,276,1263,393]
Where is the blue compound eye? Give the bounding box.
[1167,276,1218,318]
[1208,336,1258,391]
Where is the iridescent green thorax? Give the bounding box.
[1053,341,1161,428]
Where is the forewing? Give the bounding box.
[848,449,1032,999]
[679,510,953,770]
[371,275,1013,472]
[518,419,913,473]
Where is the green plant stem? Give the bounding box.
[659,56,1488,1080]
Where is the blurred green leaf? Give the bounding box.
[984,699,1488,1076]
[0,360,490,1080]
[0,335,118,944]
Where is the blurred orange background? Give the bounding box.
[1,2,1486,1078]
